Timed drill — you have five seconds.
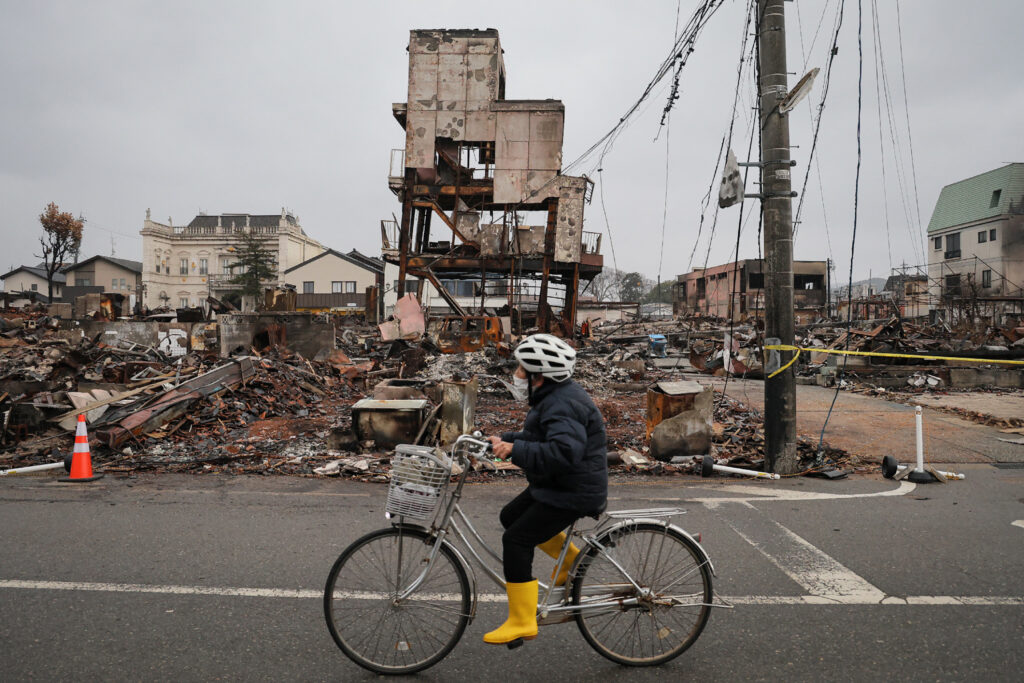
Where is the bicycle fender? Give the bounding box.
[600,518,716,577]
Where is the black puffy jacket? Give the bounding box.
[501,379,608,515]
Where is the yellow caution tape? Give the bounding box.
[763,344,1024,379]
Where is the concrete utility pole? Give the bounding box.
[757,0,798,473]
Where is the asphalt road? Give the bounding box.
[2,467,1022,682]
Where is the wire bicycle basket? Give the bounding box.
[385,444,453,521]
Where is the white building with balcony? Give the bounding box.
[140,209,324,310]
[926,163,1024,323]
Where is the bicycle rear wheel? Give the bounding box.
[572,522,712,666]
[324,526,471,675]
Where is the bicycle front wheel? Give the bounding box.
[572,522,712,667]
[324,526,471,675]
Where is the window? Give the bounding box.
[30,283,38,291]
[978,230,987,243]
[982,269,992,288]
[794,274,823,291]
[120,278,127,290]
[944,232,960,259]
[180,258,188,275]
[155,259,161,274]
[112,278,119,290]
[199,258,208,275]
[345,281,357,294]
[989,228,997,241]
[79,278,91,287]
[303,281,315,294]
[933,236,942,250]
[748,272,765,289]
[393,279,418,293]
[696,278,706,298]
[332,281,342,293]
[990,189,1001,208]
[945,274,961,297]
[221,258,232,274]
[441,280,475,297]
[179,297,190,308]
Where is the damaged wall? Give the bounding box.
[218,313,336,359]
[80,320,217,357]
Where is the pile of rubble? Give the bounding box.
[2,305,919,482]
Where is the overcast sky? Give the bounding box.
[2,1,1023,288]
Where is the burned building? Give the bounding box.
[383,29,603,334]
[674,259,828,324]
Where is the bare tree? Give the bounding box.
[36,203,84,301]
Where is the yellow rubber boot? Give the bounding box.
[483,580,539,645]
[537,533,579,587]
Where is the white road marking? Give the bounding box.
[689,481,916,507]
[1012,520,1024,530]
[720,513,885,604]
[1,580,1021,606]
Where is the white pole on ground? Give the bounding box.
[713,463,781,480]
[914,406,925,474]
[0,462,66,476]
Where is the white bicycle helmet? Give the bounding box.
[513,333,576,382]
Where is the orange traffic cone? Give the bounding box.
[59,414,104,482]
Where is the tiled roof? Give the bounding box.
[1,265,66,283]
[927,163,1024,233]
[64,255,143,273]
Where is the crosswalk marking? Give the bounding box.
[720,514,886,603]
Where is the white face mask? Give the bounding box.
[511,375,529,402]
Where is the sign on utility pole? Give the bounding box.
[757,0,799,473]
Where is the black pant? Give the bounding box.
[499,488,581,583]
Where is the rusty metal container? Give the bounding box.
[351,399,430,449]
[440,377,479,446]
[645,380,704,440]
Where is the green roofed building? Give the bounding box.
[926,163,1024,324]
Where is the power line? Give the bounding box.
[870,0,894,271]
[688,0,756,272]
[894,0,926,256]
[818,0,865,454]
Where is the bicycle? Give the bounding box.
[324,433,720,675]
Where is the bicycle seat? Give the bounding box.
[586,500,608,521]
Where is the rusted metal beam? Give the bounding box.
[537,198,558,332]
[397,169,415,297]
[561,262,580,334]
[411,185,492,196]
[408,266,468,318]
[411,200,476,246]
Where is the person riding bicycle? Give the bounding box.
[485,333,608,645]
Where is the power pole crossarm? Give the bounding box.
[758,0,799,474]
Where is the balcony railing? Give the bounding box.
[944,249,961,259]
[159,224,279,237]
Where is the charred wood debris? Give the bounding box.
[2,308,1022,481]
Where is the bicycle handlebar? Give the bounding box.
[451,432,492,464]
